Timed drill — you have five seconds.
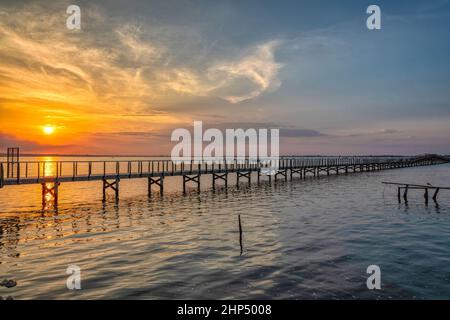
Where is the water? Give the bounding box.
[1,157,450,299]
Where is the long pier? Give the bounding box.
[0,154,448,209]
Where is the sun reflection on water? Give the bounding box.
[37,157,59,210]
[39,156,57,178]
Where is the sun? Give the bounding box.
[43,125,55,135]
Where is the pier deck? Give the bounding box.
[382,181,450,203]
[0,154,448,209]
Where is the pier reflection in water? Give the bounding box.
[1,161,450,299]
[37,157,59,210]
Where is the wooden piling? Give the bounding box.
[433,188,440,202]
[183,174,200,194]
[383,181,449,204]
[149,176,164,196]
[238,214,243,256]
[212,172,227,190]
[102,178,120,201]
[41,181,60,210]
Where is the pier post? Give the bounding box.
[433,188,440,202]
[115,177,120,199]
[41,183,45,209]
[0,163,3,188]
[212,172,228,190]
[403,185,409,202]
[236,171,251,186]
[148,176,164,196]
[148,177,151,196]
[238,214,243,255]
[103,178,120,201]
[290,168,302,180]
[274,169,287,182]
[424,188,429,205]
[41,181,60,210]
[183,174,200,194]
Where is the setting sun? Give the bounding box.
[43,125,55,135]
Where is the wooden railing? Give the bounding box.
[0,155,447,185]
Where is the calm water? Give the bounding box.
[1,157,450,299]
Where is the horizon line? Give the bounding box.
[1,153,448,158]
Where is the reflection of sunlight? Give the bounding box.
[37,156,59,210]
[45,183,53,202]
[39,156,56,177]
[43,182,57,210]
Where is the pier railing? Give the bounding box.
[0,155,448,186]
[1,154,448,209]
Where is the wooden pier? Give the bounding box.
[382,181,450,204]
[0,154,448,209]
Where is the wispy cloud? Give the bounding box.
[0,3,284,115]
[0,2,287,154]
[207,40,283,103]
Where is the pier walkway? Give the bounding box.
[0,154,448,208]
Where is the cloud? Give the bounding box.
[378,128,402,134]
[151,40,283,103]
[0,2,284,119]
[115,24,166,65]
[340,128,403,138]
[280,128,327,138]
[0,133,74,152]
[207,41,283,103]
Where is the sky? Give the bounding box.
[0,0,450,155]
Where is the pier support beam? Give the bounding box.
[183,174,200,194]
[103,177,120,201]
[212,172,228,190]
[148,176,164,196]
[433,188,440,202]
[0,163,4,188]
[403,185,409,203]
[42,181,60,210]
[236,171,251,186]
[290,168,302,180]
[275,169,288,182]
[304,168,315,178]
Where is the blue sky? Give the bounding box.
[0,0,450,155]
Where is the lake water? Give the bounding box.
[1,157,450,299]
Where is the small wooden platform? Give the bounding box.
[382,181,450,203]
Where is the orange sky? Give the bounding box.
[1,1,450,156]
